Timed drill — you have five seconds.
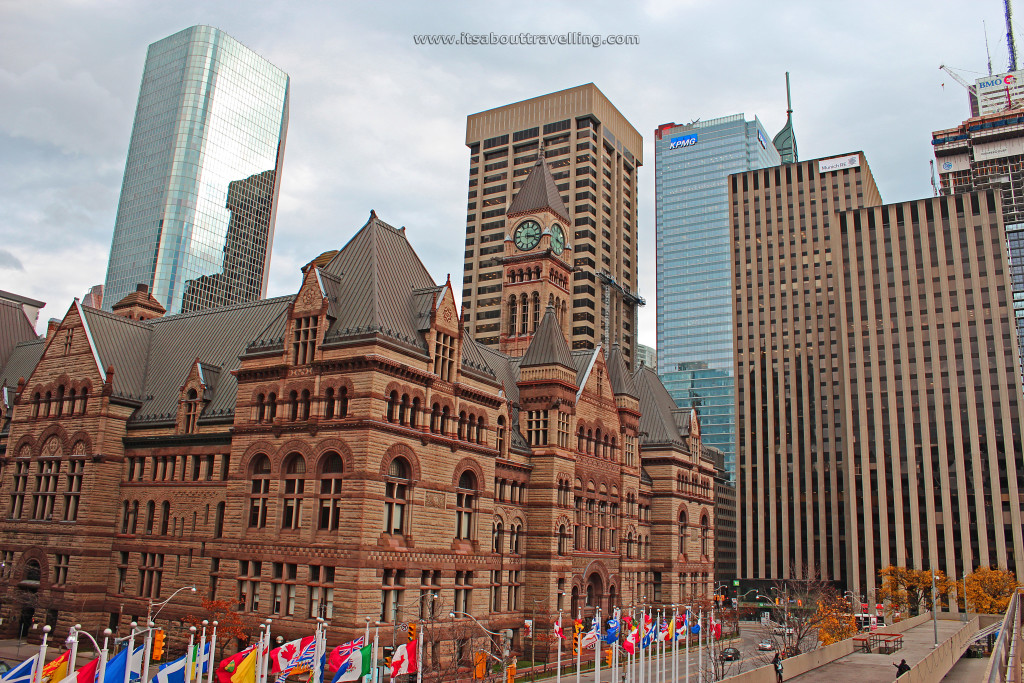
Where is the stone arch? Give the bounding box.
[33,424,69,457]
[273,439,316,471]
[380,443,421,481]
[15,548,49,587]
[241,440,279,473]
[554,514,572,530]
[67,430,93,455]
[313,439,354,474]
[452,457,485,491]
[12,435,35,458]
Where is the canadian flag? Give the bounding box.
[391,639,418,677]
[623,627,638,655]
[553,620,564,639]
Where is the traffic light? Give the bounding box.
[384,657,392,670]
[506,663,516,683]
[605,649,614,666]
[152,629,165,661]
[474,651,486,680]
[408,623,417,642]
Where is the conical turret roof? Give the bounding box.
[507,157,570,224]
[521,306,573,369]
[606,344,638,399]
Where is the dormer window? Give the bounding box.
[433,332,455,381]
[184,389,200,433]
[292,316,318,365]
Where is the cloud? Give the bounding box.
[0,249,24,271]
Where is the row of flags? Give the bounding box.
[555,608,723,655]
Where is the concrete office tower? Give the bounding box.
[933,108,1024,385]
[103,26,289,315]
[463,84,643,366]
[654,115,780,478]
[734,154,1024,604]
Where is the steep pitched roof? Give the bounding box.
[520,306,573,369]
[632,365,686,447]
[318,213,438,349]
[0,339,45,396]
[0,299,38,369]
[606,345,638,399]
[506,158,570,223]
[80,306,152,399]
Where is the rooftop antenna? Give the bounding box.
[785,71,793,118]
[1007,0,1018,71]
[985,20,994,75]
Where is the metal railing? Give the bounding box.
[985,589,1024,682]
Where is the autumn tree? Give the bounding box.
[185,598,259,658]
[815,594,857,646]
[963,567,1021,614]
[877,566,953,618]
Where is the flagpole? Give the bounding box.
[611,608,618,683]
[556,611,562,683]
[656,610,662,683]
[370,623,379,683]
[697,610,702,683]
[637,607,643,683]
[574,610,581,683]
[99,629,112,683]
[262,620,273,683]
[593,606,600,683]
[671,606,677,683]
[199,621,210,683]
[207,621,218,683]
[684,608,689,683]
[33,625,51,683]
[313,620,323,683]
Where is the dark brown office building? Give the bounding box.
[733,152,1024,607]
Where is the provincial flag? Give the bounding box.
[270,638,315,675]
[102,645,144,683]
[0,656,37,683]
[623,627,637,656]
[216,645,256,683]
[228,648,260,683]
[603,618,619,645]
[580,620,599,650]
[275,637,317,683]
[389,640,417,677]
[57,658,98,683]
[675,615,686,641]
[332,646,371,683]
[41,651,70,683]
[552,620,563,640]
[154,652,190,683]
[327,637,365,673]
[659,617,671,643]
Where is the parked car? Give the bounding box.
[773,626,795,636]
[720,647,741,661]
[757,639,775,651]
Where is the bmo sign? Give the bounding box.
[669,134,698,149]
[978,73,1018,91]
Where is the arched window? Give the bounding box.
[214,501,225,538]
[319,452,345,531]
[558,524,568,555]
[411,397,421,429]
[299,390,310,420]
[492,521,503,553]
[679,511,688,554]
[32,392,41,418]
[324,388,335,420]
[510,523,521,554]
[476,416,486,444]
[384,458,409,534]
[44,390,52,417]
[626,532,633,559]
[289,390,299,421]
[595,428,602,456]
[456,471,477,540]
[249,454,271,528]
[121,501,130,533]
[184,389,199,433]
[387,391,398,422]
[267,392,277,421]
[496,416,506,454]
[441,406,450,434]
[701,515,710,557]
[508,297,518,336]
[25,559,41,582]
[130,500,139,534]
[578,426,585,452]
[256,394,266,422]
[145,500,155,534]
[531,292,540,332]
[430,403,441,433]
[586,429,593,454]
[520,293,528,333]
[458,411,467,440]
[281,454,306,529]
[161,501,171,535]
[55,385,65,417]
[67,389,76,416]
[400,394,410,425]
[338,387,349,417]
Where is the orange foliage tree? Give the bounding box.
[962,567,1020,614]
[877,566,953,618]
[815,594,858,646]
[184,598,258,658]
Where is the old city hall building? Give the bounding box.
[0,161,715,657]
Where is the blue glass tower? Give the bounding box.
[103,26,289,315]
[655,115,780,478]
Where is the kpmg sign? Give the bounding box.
[818,154,861,174]
[669,134,698,149]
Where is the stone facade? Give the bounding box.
[0,208,713,659]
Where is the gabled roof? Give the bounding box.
[318,213,438,350]
[521,306,573,369]
[506,158,570,224]
[0,299,38,369]
[111,284,166,316]
[606,345,638,399]
[632,364,686,448]
[411,286,445,333]
[0,339,44,396]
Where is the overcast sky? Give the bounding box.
[0,0,1014,345]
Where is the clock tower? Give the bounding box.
[499,157,572,357]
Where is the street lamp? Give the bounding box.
[450,611,509,683]
[141,585,196,683]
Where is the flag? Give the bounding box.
[154,653,189,683]
[711,616,722,640]
[103,645,144,683]
[390,640,417,677]
[188,641,211,681]
[270,638,315,675]
[675,615,686,641]
[57,658,98,683]
[327,638,365,673]
[41,651,70,683]
[332,646,371,683]
[659,618,671,643]
[552,621,563,640]
[0,656,37,683]
[228,648,259,683]
[275,637,317,683]
[580,620,599,650]
[603,618,619,645]
[623,627,637,656]
[216,646,256,683]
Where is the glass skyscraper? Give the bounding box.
[103,25,289,315]
[655,115,780,477]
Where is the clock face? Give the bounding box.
[551,224,566,255]
[513,220,542,251]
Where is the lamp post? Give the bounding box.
[66,625,111,681]
[142,585,196,683]
[450,611,508,683]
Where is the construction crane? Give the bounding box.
[939,64,978,98]
[1007,0,1018,72]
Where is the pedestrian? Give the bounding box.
[772,652,783,682]
[893,658,911,678]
